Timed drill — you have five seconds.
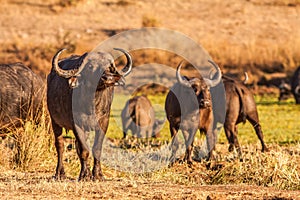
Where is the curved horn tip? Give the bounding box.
[113,48,133,77]
[52,48,67,64]
[243,72,249,84]
[205,59,222,87]
[57,48,67,54]
[177,60,185,70]
[52,48,74,78]
[113,47,123,51]
[176,61,191,87]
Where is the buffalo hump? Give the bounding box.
[0,63,44,130]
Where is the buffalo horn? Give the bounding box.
[114,48,132,77]
[52,48,83,78]
[176,61,191,87]
[204,60,222,87]
[243,72,249,84]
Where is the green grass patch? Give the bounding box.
[109,94,300,147]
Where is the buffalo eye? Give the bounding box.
[191,85,199,94]
[86,63,93,69]
[109,64,117,73]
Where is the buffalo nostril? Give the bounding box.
[204,100,211,107]
[205,101,210,107]
[200,100,210,107]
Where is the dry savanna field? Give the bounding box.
[0,0,300,199]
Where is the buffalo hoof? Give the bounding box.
[78,170,92,182]
[168,157,181,167]
[187,160,193,166]
[92,175,105,182]
[78,176,92,182]
[52,174,66,181]
[210,163,224,171]
[228,144,234,152]
[262,146,269,152]
[205,162,211,170]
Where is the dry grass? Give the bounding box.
[204,36,300,74]
[0,0,300,198]
[0,92,299,198]
[1,95,297,192]
[142,15,161,27]
[0,0,299,79]
[0,102,55,171]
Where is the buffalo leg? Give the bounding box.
[92,129,105,181]
[205,128,217,161]
[169,124,179,163]
[122,121,129,139]
[224,124,235,152]
[52,121,65,180]
[122,129,127,139]
[233,125,243,160]
[74,125,91,181]
[182,129,196,164]
[247,115,268,152]
[224,123,243,160]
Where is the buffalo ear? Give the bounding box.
[68,76,79,88]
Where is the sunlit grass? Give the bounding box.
[109,94,300,147]
[104,93,300,190]
[1,93,299,190]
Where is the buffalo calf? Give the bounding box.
[121,95,164,139]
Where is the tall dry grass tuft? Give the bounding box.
[209,144,300,190]
[122,144,299,190]
[5,102,56,171]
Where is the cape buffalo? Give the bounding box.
[223,75,268,159]
[0,63,44,135]
[121,95,164,139]
[290,66,300,104]
[278,80,292,101]
[277,66,300,103]
[47,48,132,181]
[165,60,221,164]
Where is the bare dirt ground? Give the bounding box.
[0,170,299,199]
[0,0,300,199]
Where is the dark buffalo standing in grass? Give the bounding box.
[165,60,221,164]
[278,66,300,104]
[290,66,300,104]
[278,80,292,102]
[47,48,132,181]
[121,95,164,139]
[223,75,268,159]
[0,63,44,135]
